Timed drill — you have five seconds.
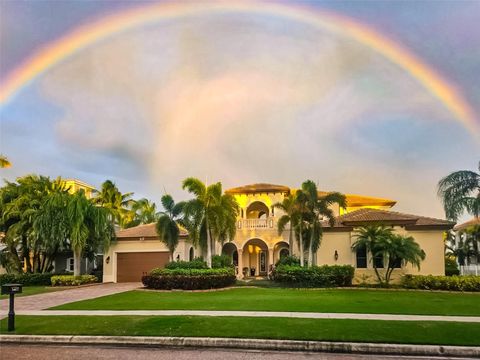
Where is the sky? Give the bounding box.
[0,0,479,220]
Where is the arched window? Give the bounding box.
[356,245,367,268]
[232,250,238,266]
[189,247,194,261]
[279,248,289,259]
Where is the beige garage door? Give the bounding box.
[117,252,169,282]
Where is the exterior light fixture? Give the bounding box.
[334,250,339,261]
[105,256,110,264]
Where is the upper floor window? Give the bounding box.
[246,201,269,219]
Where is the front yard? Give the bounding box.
[52,287,480,316]
[1,316,480,346]
[0,286,65,299]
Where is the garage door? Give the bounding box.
[117,252,169,282]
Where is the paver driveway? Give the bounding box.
[0,283,140,314]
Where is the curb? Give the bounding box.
[1,335,479,358]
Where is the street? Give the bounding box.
[0,345,474,360]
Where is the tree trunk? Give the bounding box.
[308,230,314,268]
[206,217,212,268]
[288,224,293,256]
[299,225,304,267]
[73,248,82,276]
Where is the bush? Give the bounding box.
[445,257,460,276]
[275,255,300,267]
[51,275,98,287]
[0,273,54,286]
[143,267,236,290]
[271,265,355,287]
[212,255,234,269]
[402,275,480,292]
[165,257,208,270]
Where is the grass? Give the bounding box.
[0,286,64,299]
[1,316,479,346]
[52,287,480,316]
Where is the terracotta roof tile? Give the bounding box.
[323,208,454,230]
[116,223,188,239]
[454,217,480,231]
[226,183,290,194]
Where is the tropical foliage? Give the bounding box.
[271,264,355,287]
[156,194,184,261]
[0,155,11,168]
[438,161,480,220]
[352,225,425,285]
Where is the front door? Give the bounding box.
[259,250,267,275]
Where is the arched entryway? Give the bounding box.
[274,241,289,265]
[222,242,238,267]
[242,238,268,277]
[246,201,269,219]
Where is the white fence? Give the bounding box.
[460,265,480,276]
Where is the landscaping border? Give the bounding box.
[1,335,478,358]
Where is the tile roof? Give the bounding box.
[226,183,291,194]
[454,217,480,231]
[116,223,188,239]
[323,208,454,231]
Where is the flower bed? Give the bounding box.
[401,275,480,292]
[142,268,236,290]
[51,275,98,286]
[271,265,355,287]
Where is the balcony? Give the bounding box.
[238,218,275,229]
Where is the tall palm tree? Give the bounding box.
[302,180,346,267]
[0,155,11,168]
[438,162,480,220]
[182,177,238,267]
[93,180,135,228]
[127,198,159,227]
[274,194,297,253]
[156,195,184,262]
[294,189,308,267]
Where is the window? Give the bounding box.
[356,246,367,268]
[390,257,402,269]
[279,248,289,259]
[373,254,384,269]
[189,247,194,261]
[66,258,74,272]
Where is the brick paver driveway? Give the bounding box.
[0,283,140,314]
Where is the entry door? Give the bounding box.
[259,250,267,275]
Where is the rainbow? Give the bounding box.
[0,0,478,134]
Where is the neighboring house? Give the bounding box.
[63,178,96,199]
[103,183,454,283]
[452,217,480,275]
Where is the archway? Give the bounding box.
[273,241,289,265]
[242,238,268,277]
[246,201,269,219]
[222,242,238,266]
[189,246,194,261]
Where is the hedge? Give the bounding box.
[51,275,98,287]
[0,273,54,286]
[271,265,355,287]
[165,258,207,270]
[143,268,236,290]
[402,275,480,292]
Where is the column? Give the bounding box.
[268,248,274,275]
[237,249,243,279]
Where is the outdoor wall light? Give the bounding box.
[106,256,110,264]
[334,250,339,261]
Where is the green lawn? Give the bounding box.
[1,316,479,346]
[0,286,64,299]
[52,288,480,316]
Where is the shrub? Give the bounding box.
[0,273,54,286]
[402,275,480,292]
[445,257,460,276]
[271,265,355,287]
[51,275,98,287]
[212,254,234,269]
[165,257,208,270]
[143,267,236,290]
[275,255,300,267]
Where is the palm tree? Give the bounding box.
[294,189,308,267]
[93,180,135,228]
[438,162,480,220]
[156,195,184,262]
[127,198,159,227]
[0,155,11,168]
[301,180,346,267]
[274,194,297,254]
[182,177,238,267]
[352,225,425,285]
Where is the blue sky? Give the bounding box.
[0,0,479,219]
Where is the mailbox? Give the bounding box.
[2,283,23,295]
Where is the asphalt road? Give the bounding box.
[0,345,474,360]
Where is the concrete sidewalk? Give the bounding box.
[0,282,140,315]
[11,309,480,323]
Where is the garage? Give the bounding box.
[116,251,169,282]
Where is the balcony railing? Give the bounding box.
[460,265,480,276]
[238,218,275,229]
